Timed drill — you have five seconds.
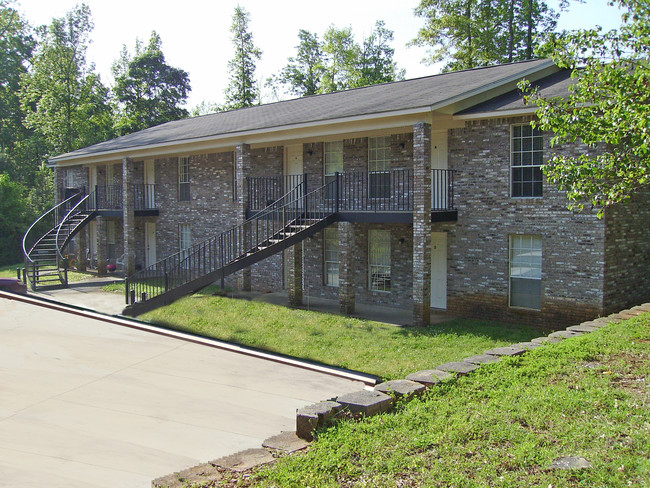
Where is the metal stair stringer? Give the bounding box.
[122,213,338,317]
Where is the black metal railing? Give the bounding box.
[134,184,157,210]
[87,184,157,211]
[126,179,335,306]
[431,169,456,211]
[338,169,414,212]
[248,169,457,214]
[247,174,306,211]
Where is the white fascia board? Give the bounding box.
[429,60,558,114]
[453,107,538,120]
[49,107,434,166]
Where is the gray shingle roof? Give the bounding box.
[51,58,555,163]
[457,69,574,115]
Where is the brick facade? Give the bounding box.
[53,118,650,328]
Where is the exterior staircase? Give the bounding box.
[123,179,338,316]
[22,191,97,290]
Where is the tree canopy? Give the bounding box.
[19,4,113,156]
[112,31,191,135]
[272,21,404,98]
[411,0,562,71]
[521,0,649,215]
[224,5,262,110]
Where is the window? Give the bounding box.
[107,221,117,261]
[179,224,192,266]
[511,124,543,197]
[324,227,339,287]
[509,234,542,310]
[178,157,190,201]
[368,136,391,199]
[324,141,343,198]
[65,169,74,188]
[369,229,391,292]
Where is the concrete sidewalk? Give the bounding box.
[0,294,364,488]
[29,275,453,326]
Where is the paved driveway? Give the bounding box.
[0,294,365,488]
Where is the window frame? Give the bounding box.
[510,124,543,198]
[368,136,391,199]
[509,234,542,310]
[178,156,191,201]
[323,227,340,287]
[324,141,343,199]
[368,229,391,292]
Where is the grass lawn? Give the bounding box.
[0,262,94,284]
[141,290,541,380]
[214,313,650,487]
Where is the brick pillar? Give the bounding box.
[287,242,303,306]
[96,217,108,276]
[413,122,432,326]
[123,157,136,276]
[235,144,252,291]
[77,230,87,272]
[338,221,355,315]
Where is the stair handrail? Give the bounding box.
[126,178,336,305]
[54,189,96,271]
[131,179,306,279]
[22,190,85,265]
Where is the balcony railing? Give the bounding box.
[247,169,456,214]
[61,184,158,211]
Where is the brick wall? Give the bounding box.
[446,116,606,327]
[603,189,650,313]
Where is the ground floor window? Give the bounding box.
[509,234,542,310]
[179,224,192,265]
[324,227,339,287]
[369,229,391,292]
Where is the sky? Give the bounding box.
[15,0,625,109]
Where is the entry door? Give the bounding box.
[144,160,156,208]
[431,232,447,309]
[431,130,448,209]
[145,222,156,268]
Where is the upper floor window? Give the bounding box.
[65,169,74,188]
[323,227,339,287]
[324,141,343,198]
[178,157,191,201]
[509,234,542,310]
[369,136,391,199]
[369,229,391,292]
[511,124,543,198]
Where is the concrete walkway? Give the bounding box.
[0,293,364,488]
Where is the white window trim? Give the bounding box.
[323,227,340,287]
[178,156,191,201]
[510,124,543,199]
[508,234,542,310]
[368,229,391,293]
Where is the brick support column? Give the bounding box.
[287,242,303,306]
[235,144,252,291]
[413,122,432,326]
[338,221,356,315]
[123,157,136,276]
[77,230,87,272]
[96,217,108,276]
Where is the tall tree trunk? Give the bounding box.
[507,0,516,62]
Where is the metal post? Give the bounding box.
[335,172,340,213]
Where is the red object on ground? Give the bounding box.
[0,278,27,294]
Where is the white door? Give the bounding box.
[431,231,447,309]
[431,130,448,209]
[89,166,97,192]
[145,222,156,268]
[88,221,97,266]
[144,160,156,208]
